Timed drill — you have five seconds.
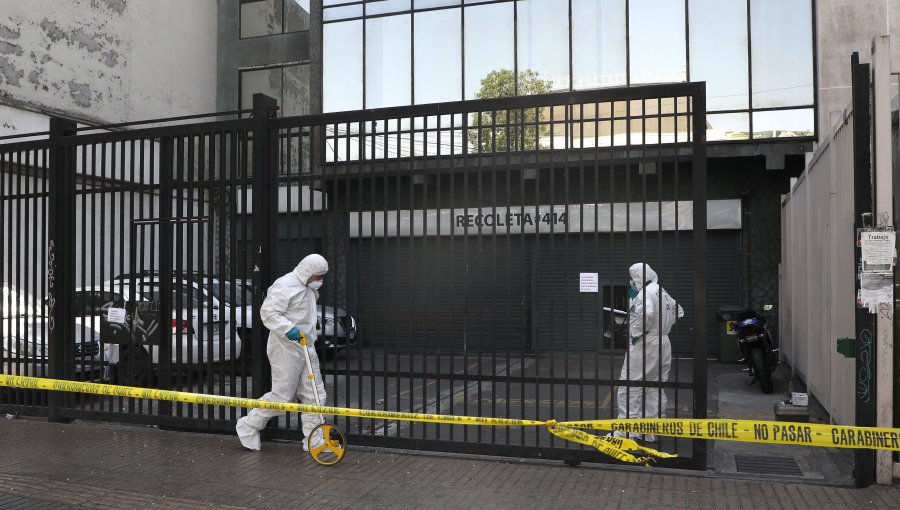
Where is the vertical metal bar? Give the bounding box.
[851,52,875,488]
[360,120,377,438]
[531,103,541,447]
[577,102,585,434]
[14,150,21,382]
[239,129,249,398]
[475,109,486,446]
[746,0,754,138]
[159,137,173,417]
[672,97,682,456]
[174,136,185,414]
[624,97,632,426]
[394,118,402,439]
[548,101,557,448]
[640,98,648,424]
[251,93,278,400]
[607,100,616,421]
[215,132,229,420]
[691,83,709,470]
[418,116,427,442]
[47,117,76,422]
[410,115,418,441]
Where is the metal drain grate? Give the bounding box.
[734,455,803,476]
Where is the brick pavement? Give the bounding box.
[1,418,898,509]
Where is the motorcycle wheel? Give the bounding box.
[750,347,774,394]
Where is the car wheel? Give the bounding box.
[116,346,152,388]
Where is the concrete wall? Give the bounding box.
[816,0,900,140]
[0,0,217,125]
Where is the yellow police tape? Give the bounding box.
[3,374,899,465]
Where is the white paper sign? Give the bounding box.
[579,273,599,293]
[107,307,127,324]
[861,231,896,272]
[858,273,894,313]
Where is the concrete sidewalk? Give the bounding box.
[1,418,898,510]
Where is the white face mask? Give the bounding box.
[308,280,323,290]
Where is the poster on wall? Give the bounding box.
[860,230,896,273]
[579,273,598,293]
[857,229,896,313]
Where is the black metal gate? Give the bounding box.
[1,83,708,469]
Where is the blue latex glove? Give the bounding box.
[628,281,639,299]
[286,327,301,342]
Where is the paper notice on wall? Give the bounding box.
[860,231,896,272]
[580,273,599,293]
[107,307,126,324]
[857,273,894,313]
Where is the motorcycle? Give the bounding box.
[730,305,779,393]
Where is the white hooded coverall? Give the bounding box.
[615,263,683,442]
[236,254,329,451]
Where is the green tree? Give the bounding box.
[468,69,553,153]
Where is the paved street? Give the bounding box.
[1,417,898,510]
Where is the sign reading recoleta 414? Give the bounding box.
[348,200,741,238]
[455,211,567,229]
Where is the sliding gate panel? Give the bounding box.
[2,84,708,469]
[0,141,51,412]
[273,84,709,469]
[41,123,256,431]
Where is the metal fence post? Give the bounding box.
[691,83,709,470]
[851,51,876,488]
[47,116,77,422]
[251,94,278,399]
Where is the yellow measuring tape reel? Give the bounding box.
[297,332,347,466]
[4,374,900,466]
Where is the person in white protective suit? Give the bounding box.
[235,254,329,452]
[614,262,684,443]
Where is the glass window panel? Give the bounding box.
[706,112,750,141]
[324,4,364,21]
[282,64,310,116]
[689,0,748,111]
[750,0,814,108]
[464,2,514,99]
[366,0,411,16]
[415,9,462,104]
[285,0,311,32]
[572,0,626,90]
[628,0,686,85]
[415,0,460,7]
[240,67,282,111]
[241,0,283,38]
[366,15,412,108]
[518,0,568,92]
[324,0,355,5]
[324,21,364,112]
[752,108,814,139]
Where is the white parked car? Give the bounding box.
[72,275,243,385]
[3,283,102,379]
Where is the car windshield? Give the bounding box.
[2,284,46,318]
[208,281,249,307]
